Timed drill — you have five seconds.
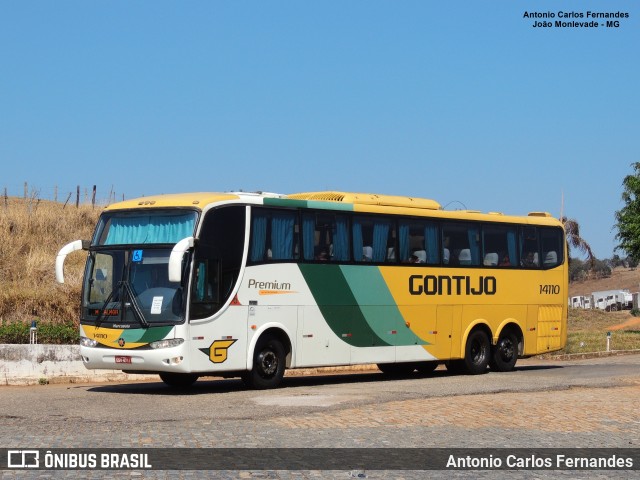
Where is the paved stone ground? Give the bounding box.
[1,355,639,479]
[269,383,640,436]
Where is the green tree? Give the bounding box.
[609,254,623,268]
[562,216,595,268]
[569,257,587,281]
[592,259,611,278]
[614,162,640,262]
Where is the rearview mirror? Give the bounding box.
[168,237,194,283]
[55,240,89,283]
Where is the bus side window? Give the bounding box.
[483,225,517,267]
[189,260,219,318]
[399,220,439,264]
[194,261,217,302]
[353,216,395,263]
[303,213,349,262]
[520,226,540,268]
[191,205,245,320]
[250,209,298,262]
[541,227,563,268]
[443,223,480,266]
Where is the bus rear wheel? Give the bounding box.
[489,331,518,372]
[242,335,286,389]
[159,372,199,388]
[463,330,490,375]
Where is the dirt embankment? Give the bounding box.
[569,267,640,332]
[569,267,640,297]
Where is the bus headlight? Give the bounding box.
[150,338,184,349]
[80,337,98,348]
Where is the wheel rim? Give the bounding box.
[257,349,278,378]
[470,338,488,365]
[498,337,515,362]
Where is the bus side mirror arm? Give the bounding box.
[169,236,195,283]
[55,240,90,284]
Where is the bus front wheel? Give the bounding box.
[159,372,199,388]
[463,330,490,375]
[242,335,286,389]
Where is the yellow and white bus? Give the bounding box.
[56,191,567,389]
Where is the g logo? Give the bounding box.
[209,339,236,363]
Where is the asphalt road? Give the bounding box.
[1,354,639,479]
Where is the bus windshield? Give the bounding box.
[80,209,198,326]
[83,248,185,326]
[94,210,198,246]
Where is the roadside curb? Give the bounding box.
[0,344,158,386]
[2,344,639,386]
[539,349,640,361]
[0,344,380,386]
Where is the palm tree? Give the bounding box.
[561,216,595,268]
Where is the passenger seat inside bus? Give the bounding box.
[413,250,427,263]
[483,252,499,266]
[543,251,557,267]
[458,249,472,265]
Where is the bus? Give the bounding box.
[55,191,567,389]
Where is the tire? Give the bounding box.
[415,361,438,375]
[242,335,286,389]
[377,363,417,376]
[159,372,199,388]
[489,330,518,372]
[463,330,490,375]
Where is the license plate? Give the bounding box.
[115,356,132,364]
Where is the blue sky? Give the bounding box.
[1,2,638,259]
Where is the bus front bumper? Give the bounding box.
[79,344,189,373]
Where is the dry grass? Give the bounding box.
[565,308,640,354]
[0,197,100,325]
[569,266,640,297]
[565,269,640,352]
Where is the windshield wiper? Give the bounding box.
[121,281,150,328]
[94,286,117,328]
[94,281,149,329]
